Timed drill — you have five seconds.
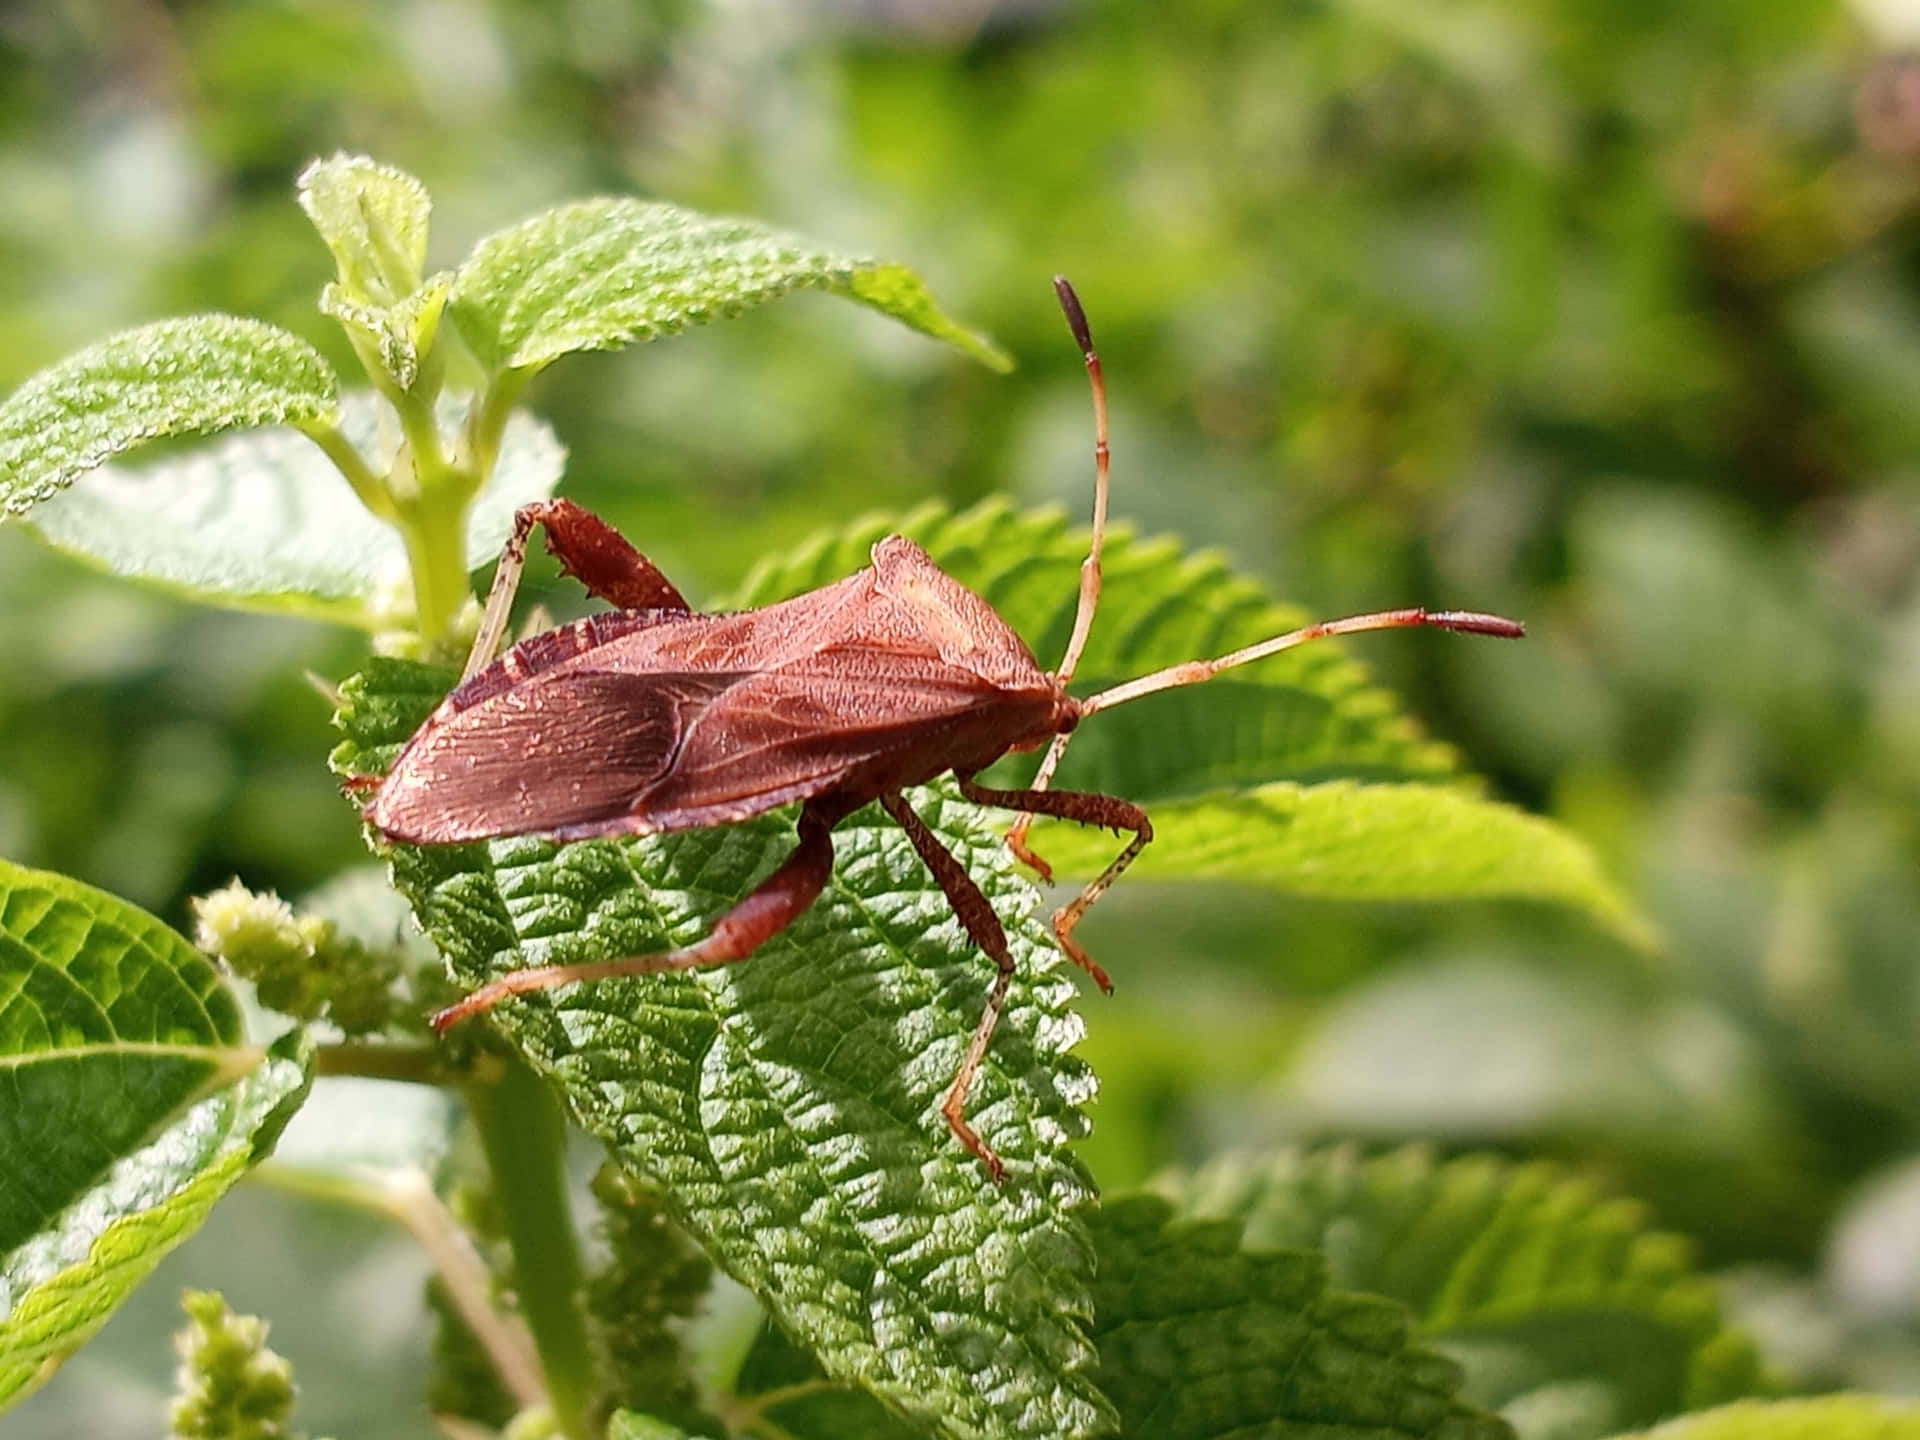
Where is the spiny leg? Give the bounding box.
[880,791,1016,1183]
[957,775,1152,996]
[430,799,839,1032]
[466,498,692,680]
[1009,277,1114,875]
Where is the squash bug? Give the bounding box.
[365,278,1524,1180]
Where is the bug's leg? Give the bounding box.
[955,775,1153,996]
[880,791,1015,1183]
[430,800,838,1031]
[466,499,692,680]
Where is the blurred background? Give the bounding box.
[5,0,1920,1432]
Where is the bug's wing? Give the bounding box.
[366,669,743,843]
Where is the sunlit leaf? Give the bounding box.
[448,197,1010,375]
[297,153,431,305]
[1028,781,1652,949]
[1603,1397,1920,1440]
[0,856,312,1409]
[0,316,339,517]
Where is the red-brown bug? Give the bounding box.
[366,278,1523,1180]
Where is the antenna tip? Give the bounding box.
[1431,610,1526,639]
[1053,275,1095,357]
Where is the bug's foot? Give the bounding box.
[1006,830,1054,885]
[339,772,384,798]
[1051,914,1114,995]
[942,1102,1008,1184]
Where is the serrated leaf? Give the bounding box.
[0,859,258,1255]
[731,501,1465,803]
[335,658,1111,1440]
[447,197,1010,375]
[22,391,563,625]
[0,1029,311,1410]
[297,153,431,305]
[1169,1148,1765,1440]
[1087,1193,1510,1440]
[0,316,339,517]
[1029,782,1653,949]
[1606,1397,1920,1440]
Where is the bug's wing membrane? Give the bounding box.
[639,646,1037,827]
[368,670,742,843]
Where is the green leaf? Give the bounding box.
[731,501,1465,802]
[1028,782,1654,949]
[0,315,340,517]
[334,658,1111,1440]
[446,197,1010,375]
[609,1414,700,1440]
[1604,1397,1920,1440]
[1086,1193,1510,1440]
[731,1317,929,1440]
[21,391,564,625]
[0,859,258,1256]
[296,153,431,305]
[1168,1149,1765,1440]
[0,1030,310,1410]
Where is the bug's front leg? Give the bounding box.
[466,499,692,679]
[955,775,1153,995]
[879,791,1017,1183]
[430,798,841,1031]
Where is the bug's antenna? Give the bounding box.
[1006,277,1109,873]
[1051,275,1109,689]
[1079,608,1525,716]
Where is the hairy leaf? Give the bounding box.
[0,316,339,517]
[297,153,431,305]
[1029,782,1653,949]
[0,1030,310,1410]
[447,197,1010,375]
[1169,1149,1764,1440]
[0,859,257,1255]
[1087,1194,1509,1440]
[336,659,1111,1440]
[22,391,563,624]
[1605,1397,1920,1440]
[731,500,1464,801]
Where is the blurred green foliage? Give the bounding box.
[5,0,1920,1431]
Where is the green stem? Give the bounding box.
[398,487,473,650]
[300,420,396,522]
[313,1041,447,1086]
[465,366,533,479]
[468,1055,596,1440]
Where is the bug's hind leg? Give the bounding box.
[880,791,1017,1183]
[430,798,840,1031]
[466,499,691,679]
[954,775,1153,996]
